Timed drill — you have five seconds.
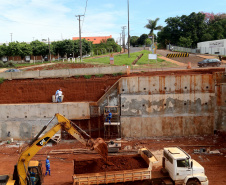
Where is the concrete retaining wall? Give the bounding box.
[118,74,217,137]
[1,72,225,140]
[215,73,226,131]
[0,102,90,140]
[0,66,127,80]
[121,116,214,137]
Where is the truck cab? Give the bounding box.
[163,147,208,185]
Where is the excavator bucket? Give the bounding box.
[93,138,108,160]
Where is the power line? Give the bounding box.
[82,0,88,29]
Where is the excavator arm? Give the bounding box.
[16,113,108,185]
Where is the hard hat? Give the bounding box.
[47,156,50,159]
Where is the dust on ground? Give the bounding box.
[0,133,226,185]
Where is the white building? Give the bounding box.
[197,39,226,55]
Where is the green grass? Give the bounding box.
[0,78,4,84]
[3,50,178,70]
[95,74,104,78]
[84,50,178,68]
[84,75,92,79]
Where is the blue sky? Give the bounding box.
[0,0,225,43]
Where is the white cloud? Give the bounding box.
[0,0,125,43]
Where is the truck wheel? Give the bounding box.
[204,64,207,67]
[187,180,199,185]
[217,63,220,67]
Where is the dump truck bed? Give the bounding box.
[73,148,157,185]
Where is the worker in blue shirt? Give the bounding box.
[105,110,112,124]
[45,156,51,176]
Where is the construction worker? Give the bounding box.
[55,89,59,103]
[29,170,36,185]
[57,89,63,103]
[45,156,51,176]
[105,110,112,124]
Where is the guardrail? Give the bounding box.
[0,66,127,80]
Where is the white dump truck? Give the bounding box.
[151,147,209,185]
[72,147,208,185]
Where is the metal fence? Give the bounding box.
[166,45,226,56]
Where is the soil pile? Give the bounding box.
[74,154,148,174]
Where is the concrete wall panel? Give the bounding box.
[121,93,215,116]
[130,117,142,137]
[138,77,149,93]
[121,116,214,137]
[121,117,131,137]
[0,103,90,120]
[149,76,160,94]
[119,75,214,95]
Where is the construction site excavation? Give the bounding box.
[0,51,226,185]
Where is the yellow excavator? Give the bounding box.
[0,113,108,185]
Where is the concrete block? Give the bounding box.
[20,71,40,79]
[0,72,12,79]
[40,69,70,78]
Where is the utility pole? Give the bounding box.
[10,33,13,42]
[76,15,84,62]
[122,26,126,52]
[127,0,130,57]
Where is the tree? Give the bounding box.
[137,34,148,45]
[30,40,49,60]
[130,36,139,47]
[145,38,152,46]
[157,12,207,47]
[19,42,32,60]
[7,42,21,60]
[178,36,193,47]
[144,18,163,36]
[0,44,8,58]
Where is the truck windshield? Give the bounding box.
[177,159,189,168]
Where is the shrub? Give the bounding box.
[4,61,15,67]
[75,75,80,79]
[0,61,4,68]
[95,74,104,78]
[84,75,92,79]
[0,78,4,84]
[112,72,123,76]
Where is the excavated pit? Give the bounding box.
[73,154,148,174]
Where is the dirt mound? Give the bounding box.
[74,154,148,174]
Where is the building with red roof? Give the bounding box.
[72,35,112,44]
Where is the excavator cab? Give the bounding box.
[13,161,43,185]
[27,161,43,185]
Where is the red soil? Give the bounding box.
[0,68,224,104]
[0,133,225,185]
[74,155,148,174]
